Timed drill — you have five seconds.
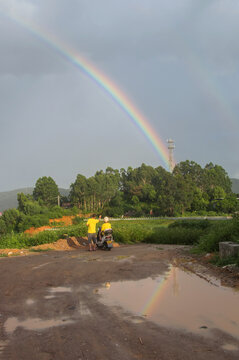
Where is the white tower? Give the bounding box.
[167,139,175,173]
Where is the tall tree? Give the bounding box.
[33,177,59,207]
[70,174,87,209]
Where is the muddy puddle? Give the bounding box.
[98,266,239,339]
[4,317,74,334]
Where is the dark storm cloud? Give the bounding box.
[0,0,238,191]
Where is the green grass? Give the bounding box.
[209,253,239,267]
[196,220,239,253]
[0,224,88,249]
[0,219,237,252]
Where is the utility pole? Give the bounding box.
[57,195,60,207]
[167,139,175,173]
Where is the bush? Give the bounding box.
[111,220,202,245]
[17,214,50,232]
[0,222,88,249]
[72,216,84,225]
[210,253,239,267]
[1,208,20,232]
[143,227,203,245]
[0,233,29,249]
[196,220,239,252]
[27,230,60,246]
[169,219,212,231]
[113,223,152,243]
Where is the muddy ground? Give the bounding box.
[0,244,239,360]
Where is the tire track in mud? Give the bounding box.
[0,319,10,360]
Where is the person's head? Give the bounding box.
[104,216,109,223]
[92,214,96,218]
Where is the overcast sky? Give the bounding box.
[0,0,238,191]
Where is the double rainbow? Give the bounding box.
[1,10,172,169]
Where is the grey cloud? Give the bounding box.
[0,0,238,190]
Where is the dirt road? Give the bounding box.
[0,244,238,360]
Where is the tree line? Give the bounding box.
[0,160,238,235]
[69,161,238,216]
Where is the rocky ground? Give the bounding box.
[0,243,238,360]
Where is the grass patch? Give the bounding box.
[0,224,88,249]
[209,253,239,267]
[143,227,204,245]
[168,219,213,231]
[0,219,237,252]
[196,220,239,253]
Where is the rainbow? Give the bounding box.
[141,266,173,316]
[0,10,173,170]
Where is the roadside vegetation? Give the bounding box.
[0,160,239,266]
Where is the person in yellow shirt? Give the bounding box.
[86,214,101,251]
[101,217,112,234]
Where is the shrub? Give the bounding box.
[210,253,239,267]
[196,220,239,252]
[169,219,212,231]
[72,217,84,225]
[0,233,29,249]
[111,220,202,245]
[17,214,50,232]
[2,208,20,232]
[143,227,203,245]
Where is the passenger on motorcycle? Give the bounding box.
[101,217,112,233]
[98,217,112,242]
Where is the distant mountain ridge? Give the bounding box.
[0,187,70,212]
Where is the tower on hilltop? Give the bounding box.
[167,139,175,173]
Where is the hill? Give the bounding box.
[231,178,239,194]
[0,188,70,212]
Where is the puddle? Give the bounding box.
[4,317,74,334]
[222,344,239,351]
[48,287,72,293]
[78,302,92,316]
[98,266,239,339]
[44,295,55,299]
[26,299,35,305]
[0,340,9,355]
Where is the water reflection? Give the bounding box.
[99,266,239,339]
[4,316,74,334]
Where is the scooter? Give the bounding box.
[96,227,114,251]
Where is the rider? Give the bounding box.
[101,216,112,235]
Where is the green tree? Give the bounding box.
[70,174,87,209]
[0,218,7,235]
[204,163,232,194]
[173,161,204,189]
[191,187,209,212]
[1,208,20,232]
[33,177,59,207]
[17,193,42,215]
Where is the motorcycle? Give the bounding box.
[96,227,114,251]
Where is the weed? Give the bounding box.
[210,253,239,267]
